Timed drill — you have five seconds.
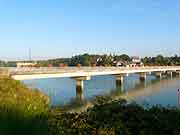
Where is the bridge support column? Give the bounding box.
[71,76,91,100]
[156,72,162,79]
[115,74,124,86]
[176,71,180,76]
[170,72,173,78]
[140,73,147,81]
[167,71,173,78]
[76,83,85,101]
[76,79,84,92]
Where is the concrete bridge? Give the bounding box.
[2,66,180,95]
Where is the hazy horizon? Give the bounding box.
[0,0,180,60]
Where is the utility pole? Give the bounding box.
[29,48,31,61]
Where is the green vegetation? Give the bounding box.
[49,97,180,135]
[36,53,131,67]
[1,53,180,67]
[142,54,180,66]
[0,77,49,135]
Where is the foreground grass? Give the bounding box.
[0,77,49,135]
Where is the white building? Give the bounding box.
[16,62,37,68]
[128,56,144,67]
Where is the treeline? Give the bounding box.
[37,54,180,66]
[142,54,180,66]
[0,60,17,67]
[0,54,132,67]
[37,54,131,67]
[1,53,180,67]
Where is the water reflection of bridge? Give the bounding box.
[59,76,180,112]
[110,77,180,101]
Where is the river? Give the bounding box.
[23,74,180,109]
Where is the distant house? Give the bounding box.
[127,56,143,67]
[113,61,124,67]
[16,62,37,68]
[132,56,141,63]
[96,57,103,62]
[96,57,103,66]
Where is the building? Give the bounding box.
[127,56,144,67]
[16,62,37,68]
[113,61,125,67]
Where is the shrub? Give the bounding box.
[49,97,180,135]
[0,77,49,135]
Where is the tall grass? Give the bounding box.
[0,77,49,135]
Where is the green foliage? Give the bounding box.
[2,53,180,67]
[0,61,7,67]
[100,54,114,66]
[0,77,49,135]
[114,54,131,62]
[49,97,180,135]
[155,55,165,66]
[142,54,180,66]
[70,54,94,66]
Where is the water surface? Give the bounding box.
[23,74,180,109]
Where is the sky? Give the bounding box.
[0,0,180,60]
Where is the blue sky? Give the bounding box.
[0,0,180,60]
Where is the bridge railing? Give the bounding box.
[7,66,180,75]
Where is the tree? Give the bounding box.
[119,54,131,62]
[81,54,92,66]
[142,57,150,66]
[101,55,113,66]
[155,55,165,66]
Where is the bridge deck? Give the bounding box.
[5,66,180,80]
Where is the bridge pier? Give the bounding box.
[140,73,147,81]
[176,71,180,76]
[156,72,162,79]
[115,74,124,86]
[76,79,84,92]
[170,72,173,78]
[71,76,91,98]
[76,85,85,102]
[167,71,174,78]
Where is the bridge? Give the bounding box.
[1,66,180,95]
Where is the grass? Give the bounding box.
[0,77,49,135]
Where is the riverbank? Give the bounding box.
[49,96,180,135]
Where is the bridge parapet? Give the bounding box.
[9,66,180,73]
[5,66,180,80]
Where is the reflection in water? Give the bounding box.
[111,78,174,100]
[23,74,180,112]
[69,77,180,111]
[120,77,179,107]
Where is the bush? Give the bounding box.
[0,77,49,135]
[49,97,180,135]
